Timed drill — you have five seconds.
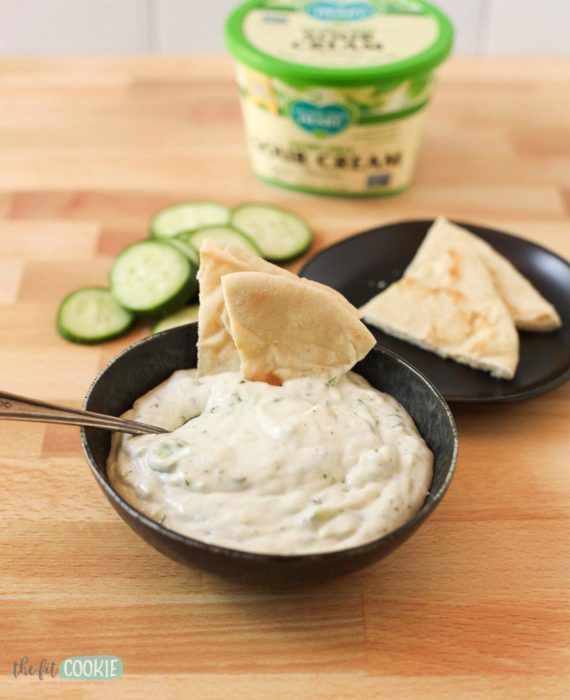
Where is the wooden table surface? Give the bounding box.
[0,56,568,699]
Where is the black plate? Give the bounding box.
[301,220,570,403]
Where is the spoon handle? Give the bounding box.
[0,390,167,436]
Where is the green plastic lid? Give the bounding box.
[226,0,453,87]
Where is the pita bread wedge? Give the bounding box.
[197,241,293,375]
[197,240,358,376]
[410,217,561,331]
[221,271,376,385]
[360,247,519,379]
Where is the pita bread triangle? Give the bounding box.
[197,241,293,375]
[197,240,359,376]
[360,245,519,379]
[410,218,561,331]
[221,271,376,385]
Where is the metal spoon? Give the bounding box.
[0,390,167,436]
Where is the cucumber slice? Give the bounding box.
[183,225,261,256]
[161,240,199,302]
[231,204,313,262]
[153,304,199,334]
[151,202,230,239]
[163,237,199,267]
[111,240,194,315]
[57,287,134,344]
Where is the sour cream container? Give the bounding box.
[225,0,453,197]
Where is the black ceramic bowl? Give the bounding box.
[81,324,458,585]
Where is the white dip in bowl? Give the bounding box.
[107,369,433,555]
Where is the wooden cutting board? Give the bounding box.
[0,56,569,699]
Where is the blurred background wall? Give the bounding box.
[0,0,568,56]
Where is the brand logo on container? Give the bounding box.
[305,1,376,22]
[290,101,352,136]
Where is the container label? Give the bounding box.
[243,1,438,69]
[240,93,426,194]
[236,64,431,193]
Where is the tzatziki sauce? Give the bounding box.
[107,370,433,555]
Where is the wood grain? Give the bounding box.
[0,56,569,699]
